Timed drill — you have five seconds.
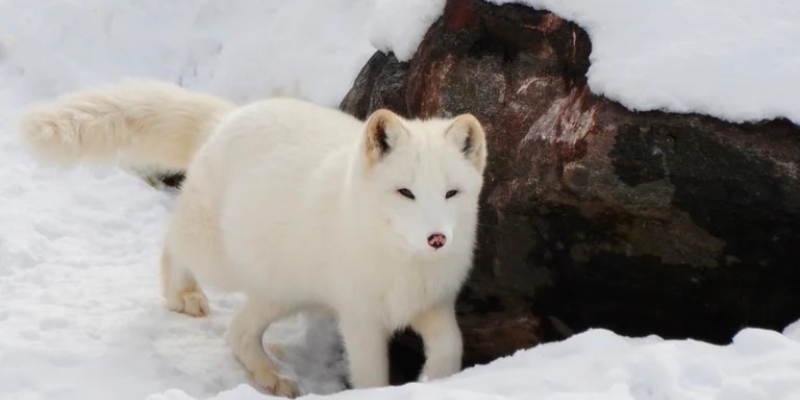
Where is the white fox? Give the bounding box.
[19,80,489,397]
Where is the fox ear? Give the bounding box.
[363,108,407,165]
[445,113,487,172]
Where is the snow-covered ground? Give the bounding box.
[1,1,800,400]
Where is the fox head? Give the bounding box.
[357,108,488,256]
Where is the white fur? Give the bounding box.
[19,81,489,397]
[18,79,235,175]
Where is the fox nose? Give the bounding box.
[427,233,447,249]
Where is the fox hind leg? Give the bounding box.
[228,297,300,398]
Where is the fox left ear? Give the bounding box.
[363,108,408,166]
[445,113,487,173]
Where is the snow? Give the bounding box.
[155,327,800,400]
[1,0,800,400]
[368,0,446,62]
[0,0,376,107]
[371,0,800,125]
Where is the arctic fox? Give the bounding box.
[19,80,489,397]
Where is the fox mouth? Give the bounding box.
[407,237,452,257]
[391,231,436,255]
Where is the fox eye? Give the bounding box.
[445,189,459,199]
[397,188,415,200]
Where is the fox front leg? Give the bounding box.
[339,315,391,388]
[410,301,463,381]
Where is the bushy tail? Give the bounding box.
[18,80,236,174]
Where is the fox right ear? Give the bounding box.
[363,109,407,166]
[445,113,488,173]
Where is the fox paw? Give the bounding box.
[166,290,209,317]
[250,367,299,398]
